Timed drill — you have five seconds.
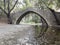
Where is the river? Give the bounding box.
[0,25,60,45]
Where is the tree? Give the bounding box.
[0,0,18,24]
[35,0,60,10]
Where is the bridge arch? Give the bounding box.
[16,7,57,26]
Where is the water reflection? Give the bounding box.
[1,26,60,45]
[36,26,60,45]
[34,24,48,38]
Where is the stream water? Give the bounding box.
[0,25,60,45]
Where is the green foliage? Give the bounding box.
[0,0,60,12]
[38,0,60,10]
[56,0,60,9]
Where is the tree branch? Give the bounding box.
[0,7,8,15]
[10,0,18,12]
[4,0,5,10]
[7,0,10,17]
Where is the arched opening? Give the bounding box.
[16,11,48,37]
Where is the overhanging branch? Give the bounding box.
[10,0,18,12]
[0,7,8,15]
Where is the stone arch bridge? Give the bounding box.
[12,7,60,26]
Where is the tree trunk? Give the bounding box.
[7,0,12,24]
[7,12,12,24]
